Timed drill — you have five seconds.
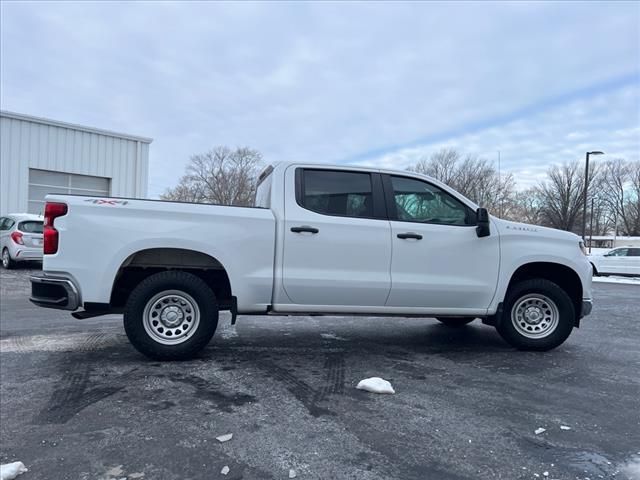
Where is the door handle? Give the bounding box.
[397,232,422,240]
[291,226,319,234]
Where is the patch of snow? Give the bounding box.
[543,472,549,477]
[216,433,233,443]
[221,466,230,475]
[0,462,28,480]
[534,427,546,435]
[289,469,297,478]
[593,276,640,285]
[320,333,347,341]
[560,425,571,430]
[356,377,395,394]
[620,455,640,479]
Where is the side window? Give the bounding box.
[300,169,373,218]
[2,218,15,230]
[628,248,640,257]
[0,218,6,231]
[255,166,273,208]
[390,176,474,226]
[609,248,628,257]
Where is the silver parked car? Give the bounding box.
[0,214,44,269]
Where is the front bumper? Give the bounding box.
[30,273,80,311]
[581,299,593,318]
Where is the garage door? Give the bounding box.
[28,169,111,214]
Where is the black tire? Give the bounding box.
[496,279,575,351]
[1,248,15,269]
[436,317,475,327]
[124,271,219,360]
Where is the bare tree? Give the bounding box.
[162,146,263,206]
[506,188,543,225]
[626,160,640,235]
[536,161,603,232]
[408,148,515,216]
[601,158,640,236]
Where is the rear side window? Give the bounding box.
[1,218,15,230]
[627,248,640,257]
[300,170,373,218]
[18,221,44,234]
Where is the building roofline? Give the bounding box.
[0,110,153,143]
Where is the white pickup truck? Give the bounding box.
[31,162,593,359]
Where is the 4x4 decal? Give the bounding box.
[84,199,129,206]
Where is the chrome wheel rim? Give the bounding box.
[511,294,559,339]
[143,290,200,345]
[2,251,9,268]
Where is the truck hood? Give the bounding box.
[493,218,581,244]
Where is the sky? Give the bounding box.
[1,1,639,196]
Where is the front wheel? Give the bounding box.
[124,271,219,360]
[436,317,475,327]
[496,279,575,351]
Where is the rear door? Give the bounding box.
[383,174,500,312]
[0,217,15,252]
[0,218,9,251]
[281,166,392,307]
[600,248,628,274]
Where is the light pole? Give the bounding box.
[582,151,604,243]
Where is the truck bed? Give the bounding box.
[42,194,276,312]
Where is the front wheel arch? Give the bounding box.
[504,262,582,326]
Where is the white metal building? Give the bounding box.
[0,110,152,215]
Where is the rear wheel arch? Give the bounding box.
[110,248,233,310]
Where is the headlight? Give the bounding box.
[579,241,587,255]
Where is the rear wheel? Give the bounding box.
[1,248,15,269]
[496,279,574,351]
[124,271,218,360]
[436,317,475,327]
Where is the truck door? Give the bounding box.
[281,166,392,307]
[383,174,500,311]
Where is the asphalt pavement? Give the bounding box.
[1,266,639,480]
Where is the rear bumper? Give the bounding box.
[30,273,80,311]
[581,299,593,318]
[13,247,43,261]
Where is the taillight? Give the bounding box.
[10,231,24,245]
[43,202,68,255]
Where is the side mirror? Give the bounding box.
[476,207,490,238]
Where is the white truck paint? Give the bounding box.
[31,163,593,359]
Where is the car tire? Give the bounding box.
[436,317,475,327]
[124,271,219,360]
[1,248,15,269]
[496,279,575,351]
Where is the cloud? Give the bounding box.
[1,1,638,196]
